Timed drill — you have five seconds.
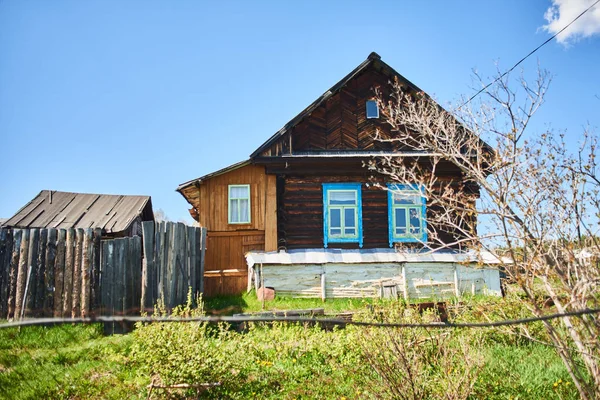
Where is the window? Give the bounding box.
[323,183,363,248]
[228,184,250,224]
[366,99,379,119]
[387,184,427,246]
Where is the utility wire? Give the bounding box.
[1,307,599,329]
[459,0,600,109]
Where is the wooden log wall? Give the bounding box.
[139,221,206,312]
[0,227,101,320]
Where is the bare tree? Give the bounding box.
[367,69,600,399]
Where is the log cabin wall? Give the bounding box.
[278,173,476,250]
[179,164,277,296]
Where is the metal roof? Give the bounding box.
[2,190,152,233]
[245,248,507,268]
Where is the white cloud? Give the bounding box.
[542,0,600,45]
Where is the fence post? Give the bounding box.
[81,229,93,318]
[72,229,83,318]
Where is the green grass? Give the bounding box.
[204,291,380,315]
[0,295,585,399]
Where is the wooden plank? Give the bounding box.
[62,229,75,318]
[34,229,48,315]
[133,235,142,315]
[166,222,176,308]
[187,226,195,298]
[178,222,186,304]
[71,229,83,318]
[81,229,93,318]
[125,237,136,316]
[53,230,66,317]
[0,229,12,318]
[6,229,21,319]
[13,228,29,319]
[24,229,39,317]
[100,240,114,334]
[265,174,277,251]
[155,221,163,306]
[199,227,206,295]
[43,229,57,316]
[114,238,126,333]
[91,228,102,314]
[141,221,154,312]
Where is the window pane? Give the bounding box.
[330,208,341,228]
[393,191,420,205]
[345,228,356,236]
[409,207,421,234]
[330,228,341,236]
[344,208,356,228]
[330,191,356,205]
[230,199,239,223]
[230,186,249,199]
[366,100,379,119]
[239,199,250,222]
[394,208,406,235]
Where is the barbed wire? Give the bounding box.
[2,307,599,330]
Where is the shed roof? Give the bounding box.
[246,248,507,268]
[2,190,152,233]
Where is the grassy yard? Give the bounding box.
[0,293,582,399]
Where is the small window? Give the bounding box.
[323,183,363,248]
[228,184,251,224]
[366,100,379,119]
[387,184,427,246]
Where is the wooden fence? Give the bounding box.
[0,222,206,325]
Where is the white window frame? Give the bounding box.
[228,184,251,224]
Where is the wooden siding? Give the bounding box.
[204,230,264,297]
[257,262,501,299]
[180,164,277,297]
[261,65,406,157]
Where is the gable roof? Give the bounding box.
[2,190,153,233]
[249,52,425,159]
[250,51,493,159]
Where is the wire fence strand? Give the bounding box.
[2,307,599,330]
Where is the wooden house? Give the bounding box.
[177,52,502,298]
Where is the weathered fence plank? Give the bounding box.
[0,229,12,318]
[81,229,92,318]
[63,229,75,318]
[14,229,30,319]
[199,227,206,295]
[101,240,114,334]
[141,221,154,312]
[72,228,83,318]
[91,228,102,313]
[34,229,47,315]
[43,229,57,316]
[7,229,21,319]
[24,229,39,317]
[53,229,66,318]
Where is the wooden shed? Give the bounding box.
[1,190,154,237]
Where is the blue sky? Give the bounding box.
[1,0,599,223]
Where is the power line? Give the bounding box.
[1,307,599,330]
[459,0,600,109]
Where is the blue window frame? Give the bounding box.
[387,183,427,247]
[323,183,363,248]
